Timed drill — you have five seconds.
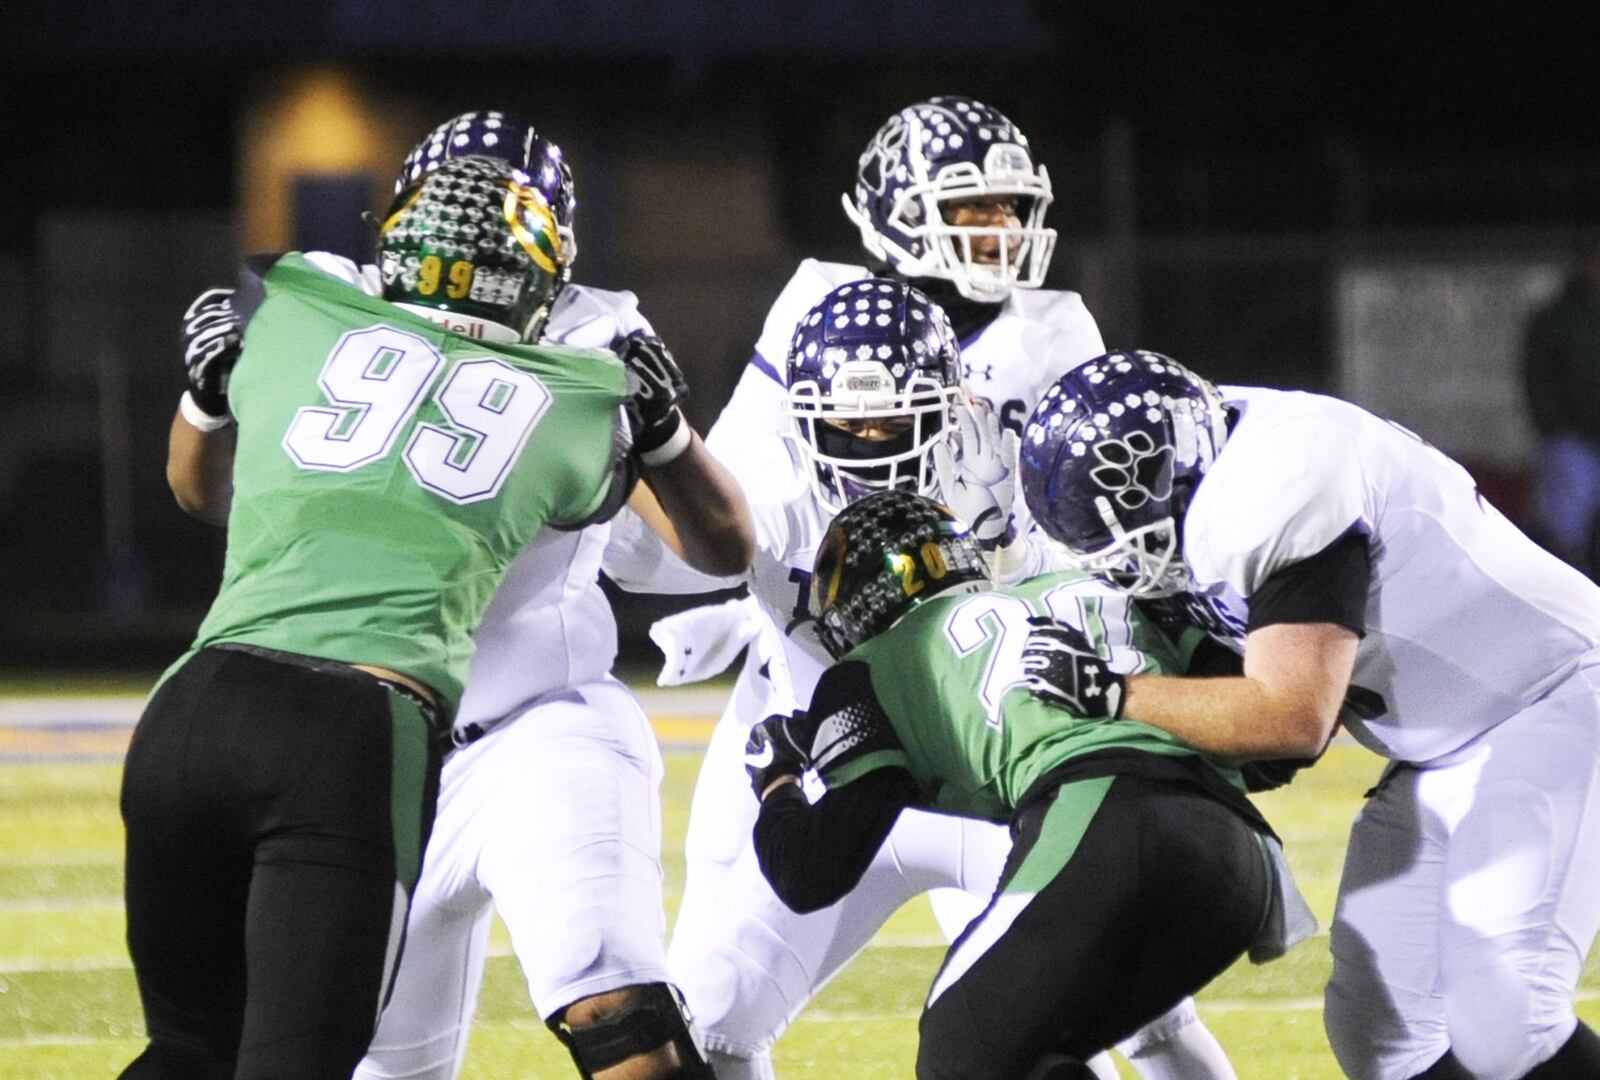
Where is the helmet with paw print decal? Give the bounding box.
[1019,350,1229,598]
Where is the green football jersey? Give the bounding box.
[811,572,1242,821]
[188,253,627,712]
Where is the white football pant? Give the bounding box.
[355,677,672,1080]
[1325,659,1600,1080]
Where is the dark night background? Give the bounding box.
[2,1,1597,671]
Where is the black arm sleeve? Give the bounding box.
[753,767,922,914]
[1186,636,1244,677]
[806,660,906,777]
[1246,527,1371,637]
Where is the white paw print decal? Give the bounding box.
[1088,431,1174,510]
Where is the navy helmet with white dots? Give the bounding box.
[841,96,1056,302]
[396,111,577,271]
[785,278,964,512]
[1019,350,1230,598]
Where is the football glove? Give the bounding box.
[931,400,1018,550]
[618,332,691,466]
[1021,616,1126,720]
[181,287,242,421]
[744,711,813,799]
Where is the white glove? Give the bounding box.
[648,596,764,686]
[931,400,1019,550]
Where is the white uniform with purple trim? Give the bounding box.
[1183,386,1600,1080]
[607,259,1228,1066]
[355,281,672,1080]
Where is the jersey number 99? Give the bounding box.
[283,325,550,505]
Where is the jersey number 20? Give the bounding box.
[944,585,1129,730]
[283,325,550,504]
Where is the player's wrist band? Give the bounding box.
[180,391,234,432]
[988,532,1033,586]
[638,412,691,467]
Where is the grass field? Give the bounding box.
[2,686,1597,1079]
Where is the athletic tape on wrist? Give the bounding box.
[179,391,234,432]
[639,413,691,467]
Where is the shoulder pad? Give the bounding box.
[753,259,873,373]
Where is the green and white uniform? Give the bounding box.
[121,253,629,1080]
[189,252,626,712]
[811,571,1243,819]
[757,573,1300,1077]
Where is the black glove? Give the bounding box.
[617,332,690,464]
[181,287,243,420]
[1021,616,1126,719]
[744,711,813,798]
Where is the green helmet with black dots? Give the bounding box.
[377,154,567,341]
[811,490,991,660]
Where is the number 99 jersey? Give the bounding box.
[190,252,627,713]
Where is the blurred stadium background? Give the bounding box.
[3,1,1599,665]
[3,2,1600,1075]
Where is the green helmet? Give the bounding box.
[377,155,567,341]
[811,490,990,660]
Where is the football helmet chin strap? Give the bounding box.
[548,982,716,1079]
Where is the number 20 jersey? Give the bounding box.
[815,571,1236,822]
[190,252,627,713]
[1185,385,1600,764]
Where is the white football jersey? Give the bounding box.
[1184,386,1600,763]
[602,372,834,711]
[603,258,1106,713]
[453,283,653,729]
[752,259,1105,437]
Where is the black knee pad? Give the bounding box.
[548,982,715,1079]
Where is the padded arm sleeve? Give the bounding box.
[1186,415,1370,598]
[806,660,912,787]
[753,768,922,914]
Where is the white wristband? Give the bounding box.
[180,391,234,432]
[639,413,692,467]
[989,534,1037,587]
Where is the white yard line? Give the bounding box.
[0,895,122,915]
[1,1034,141,1047]
[0,852,121,868]
[0,956,131,973]
[0,697,145,726]
[0,687,739,728]
[795,988,1600,1023]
